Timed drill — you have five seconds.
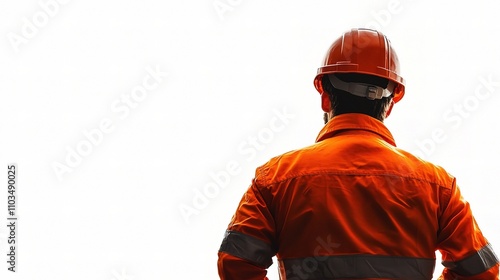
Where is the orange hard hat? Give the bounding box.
[314,28,405,103]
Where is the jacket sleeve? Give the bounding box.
[437,180,499,279]
[217,181,277,280]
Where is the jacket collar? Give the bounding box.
[315,113,396,146]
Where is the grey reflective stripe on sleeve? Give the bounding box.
[442,243,499,276]
[219,230,275,268]
[281,254,435,280]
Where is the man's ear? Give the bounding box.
[385,100,395,118]
[321,92,331,113]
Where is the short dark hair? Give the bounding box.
[322,73,392,121]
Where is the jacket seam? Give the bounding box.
[257,169,453,189]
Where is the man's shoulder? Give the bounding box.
[392,147,456,189]
[253,143,456,190]
[253,142,326,186]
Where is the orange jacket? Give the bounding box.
[218,113,499,279]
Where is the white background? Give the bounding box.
[0,0,499,279]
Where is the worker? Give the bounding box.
[217,28,499,279]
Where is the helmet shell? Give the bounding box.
[314,28,405,103]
